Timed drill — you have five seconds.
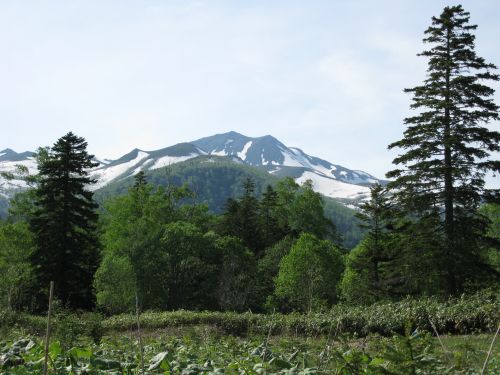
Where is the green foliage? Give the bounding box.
[2,160,40,222]
[275,233,344,312]
[95,176,207,312]
[95,155,275,214]
[387,5,500,294]
[0,221,33,310]
[323,197,365,249]
[477,203,500,275]
[160,221,219,310]
[3,331,497,374]
[101,289,499,337]
[257,236,296,311]
[342,185,396,303]
[219,178,263,255]
[214,235,256,311]
[281,180,336,241]
[340,243,378,305]
[94,255,135,314]
[29,133,100,310]
[95,157,364,249]
[52,310,104,348]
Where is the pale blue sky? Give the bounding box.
[1,0,499,182]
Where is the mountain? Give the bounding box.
[90,143,206,189]
[0,149,37,199]
[192,131,382,201]
[0,131,384,212]
[94,155,365,248]
[0,134,374,247]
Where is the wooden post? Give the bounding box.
[481,324,500,375]
[136,293,145,375]
[43,281,54,375]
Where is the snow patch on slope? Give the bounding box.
[0,158,38,175]
[283,148,336,178]
[91,151,149,190]
[237,141,253,161]
[211,150,227,156]
[150,153,199,170]
[0,157,39,197]
[281,150,304,167]
[295,171,370,200]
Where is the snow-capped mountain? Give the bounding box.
[192,132,381,200]
[90,143,206,189]
[0,132,383,203]
[0,149,37,199]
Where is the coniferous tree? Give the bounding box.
[133,170,147,189]
[354,184,393,288]
[30,132,100,309]
[387,6,500,293]
[219,178,262,256]
[259,185,286,249]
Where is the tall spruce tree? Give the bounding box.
[354,184,393,287]
[30,132,99,310]
[219,178,262,256]
[387,6,500,293]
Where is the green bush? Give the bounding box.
[2,289,498,340]
[103,289,499,337]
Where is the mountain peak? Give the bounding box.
[1,132,383,204]
[0,148,35,162]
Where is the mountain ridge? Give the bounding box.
[0,131,384,203]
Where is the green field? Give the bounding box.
[1,299,499,374]
[1,327,498,374]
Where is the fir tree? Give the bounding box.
[220,178,262,256]
[259,185,286,249]
[387,6,500,293]
[354,184,393,287]
[133,170,147,189]
[30,132,100,309]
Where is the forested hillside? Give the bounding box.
[95,155,365,249]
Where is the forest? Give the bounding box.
[0,5,499,374]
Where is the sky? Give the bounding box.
[0,0,499,183]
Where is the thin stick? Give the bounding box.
[43,281,54,375]
[429,318,451,364]
[262,309,275,362]
[481,324,500,375]
[135,293,145,375]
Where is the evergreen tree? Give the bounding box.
[387,6,500,293]
[219,178,262,256]
[353,184,393,289]
[30,132,99,309]
[133,170,147,189]
[259,185,287,249]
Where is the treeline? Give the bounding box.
[0,133,498,315]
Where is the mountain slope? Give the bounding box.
[0,149,37,201]
[193,131,382,201]
[90,143,206,189]
[0,131,384,212]
[95,155,364,248]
